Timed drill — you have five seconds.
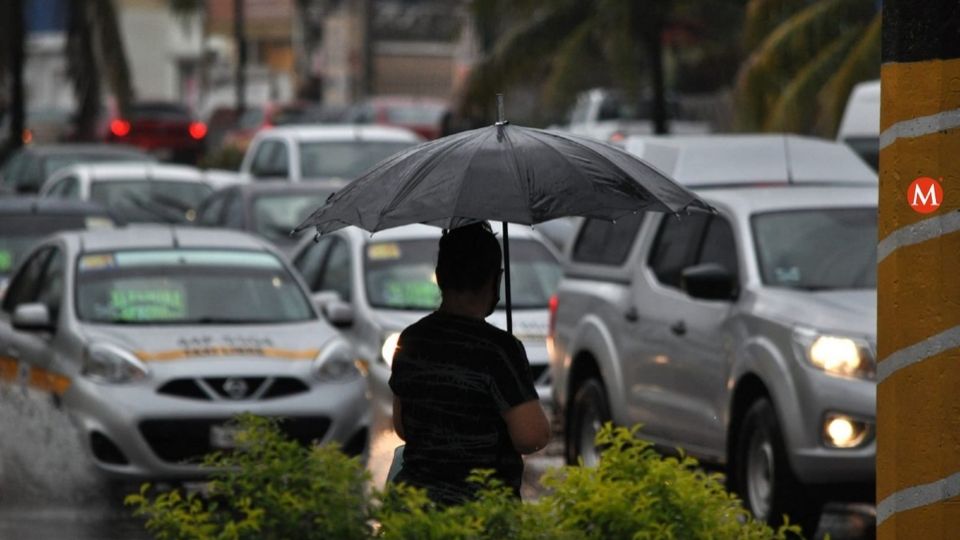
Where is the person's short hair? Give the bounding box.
[436,222,502,293]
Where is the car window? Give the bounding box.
[2,247,52,313]
[222,191,246,228]
[647,212,710,289]
[36,248,65,322]
[317,237,352,301]
[294,236,331,292]
[250,140,288,178]
[196,192,228,226]
[75,249,314,324]
[298,141,415,179]
[572,212,644,265]
[252,191,333,243]
[47,176,79,198]
[752,208,876,290]
[697,215,739,278]
[90,180,212,224]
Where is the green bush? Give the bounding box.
[127,416,801,540]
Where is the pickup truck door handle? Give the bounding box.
[624,307,639,322]
[670,320,687,336]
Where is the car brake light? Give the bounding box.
[110,119,131,137]
[188,121,207,140]
[548,294,559,336]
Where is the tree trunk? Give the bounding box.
[6,0,26,153]
[68,2,102,142]
[93,0,134,119]
[647,25,669,135]
[235,0,246,113]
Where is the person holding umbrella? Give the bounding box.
[388,221,550,506]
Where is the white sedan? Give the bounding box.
[39,162,242,225]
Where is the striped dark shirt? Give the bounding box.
[389,311,538,505]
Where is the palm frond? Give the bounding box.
[764,25,862,133]
[815,10,881,137]
[541,18,601,111]
[459,2,590,114]
[734,0,874,130]
[741,0,806,51]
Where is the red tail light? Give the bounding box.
[548,294,559,336]
[188,121,207,140]
[110,119,131,137]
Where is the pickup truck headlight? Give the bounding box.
[380,332,401,368]
[82,343,150,384]
[793,328,875,380]
[312,341,361,382]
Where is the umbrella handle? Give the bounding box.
[502,220,512,335]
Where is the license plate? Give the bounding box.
[210,424,239,449]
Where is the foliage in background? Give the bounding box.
[198,146,245,171]
[734,0,881,136]
[128,416,800,540]
[460,0,746,129]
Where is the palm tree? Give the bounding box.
[459,0,744,133]
[66,0,135,141]
[734,0,881,136]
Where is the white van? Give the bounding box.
[836,80,879,170]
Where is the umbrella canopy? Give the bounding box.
[295,123,709,235]
[294,119,711,333]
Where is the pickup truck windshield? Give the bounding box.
[752,208,876,290]
[364,238,561,310]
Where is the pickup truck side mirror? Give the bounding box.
[681,263,738,301]
[12,302,54,331]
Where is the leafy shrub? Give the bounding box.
[198,146,245,171]
[128,417,800,540]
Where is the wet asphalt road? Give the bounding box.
[0,386,875,539]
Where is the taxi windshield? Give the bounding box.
[364,238,561,310]
[75,249,314,324]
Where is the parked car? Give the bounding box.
[195,181,344,253]
[239,125,422,183]
[289,223,561,419]
[0,226,370,482]
[0,106,73,145]
[0,144,153,195]
[549,134,877,534]
[39,162,241,225]
[0,197,117,299]
[348,96,449,140]
[105,101,207,164]
[837,79,879,170]
[212,102,349,155]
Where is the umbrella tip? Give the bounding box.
[496,93,506,126]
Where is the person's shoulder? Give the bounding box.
[477,321,524,355]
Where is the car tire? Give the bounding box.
[731,399,822,537]
[565,378,611,467]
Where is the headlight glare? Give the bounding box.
[82,343,149,384]
[313,341,361,382]
[381,332,401,367]
[793,328,875,379]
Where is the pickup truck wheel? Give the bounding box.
[732,399,822,537]
[567,378,610,467]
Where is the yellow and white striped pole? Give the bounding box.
[877,2,960,538]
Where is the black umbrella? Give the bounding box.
[295,97,710,333]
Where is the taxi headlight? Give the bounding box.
[313,341,361,382]
[380,332,401,368]
[82,343,149,384]
[793,328,875,379]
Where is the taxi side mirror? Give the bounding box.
[12,302,53,331]
[323,301,354,329]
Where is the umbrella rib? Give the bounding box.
[524,131,611,219]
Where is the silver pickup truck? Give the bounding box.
[548,135,877,533]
